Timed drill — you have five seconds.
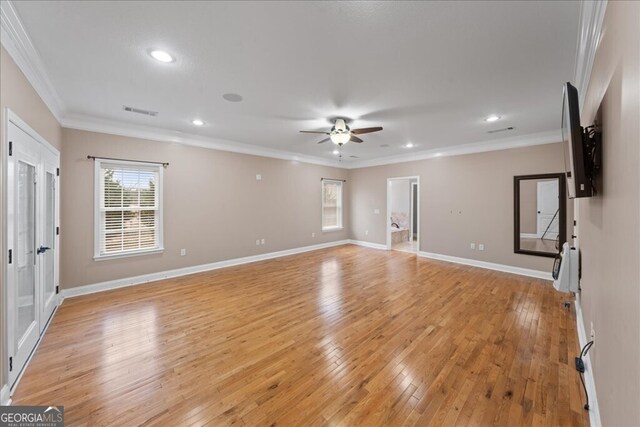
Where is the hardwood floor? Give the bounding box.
[12,245,589,426]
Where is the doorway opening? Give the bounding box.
[387,176,419,253]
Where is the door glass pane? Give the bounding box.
[17,161,36,342]
[44,172,55,301]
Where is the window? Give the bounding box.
[94,160,163,259]
[322,179,343,231]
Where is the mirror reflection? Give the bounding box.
[514,174,566,257]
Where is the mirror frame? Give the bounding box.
[514,173,566,258]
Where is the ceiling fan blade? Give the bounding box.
[316,137,331,144]
[300,130,330,135]
[351,126,383,135]
[350,135,364,143]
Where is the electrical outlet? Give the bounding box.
[256,174,262,180]
[261,238,265,245]
[374,209,380,214]
[590,321,595,342]
[311,232,315,238]
[365,230,369,236]
[478,244,484,251]
[470,243,475,250]
[180,249,186,256]
[256,239,260,245]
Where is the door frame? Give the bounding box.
[3,109,60,394]
[410,182,418,241]
[386,176,420,252]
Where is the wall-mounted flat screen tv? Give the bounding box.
[562,82,599,198]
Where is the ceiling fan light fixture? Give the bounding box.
[334,118,348,132]
[330,132,351,145]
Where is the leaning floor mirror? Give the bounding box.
[514,173,566,257]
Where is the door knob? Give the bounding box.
[37,246,51,255]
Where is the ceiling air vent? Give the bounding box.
[487,126,514,134]
[122,105,158,117]
[349,155,359,159]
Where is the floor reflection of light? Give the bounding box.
[100,305,159,385]
[318,259,349,384]
[319,258,343,315]
[399,365,416,391]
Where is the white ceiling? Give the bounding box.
[10,1,580,164]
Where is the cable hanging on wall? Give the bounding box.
[576,340,594,411]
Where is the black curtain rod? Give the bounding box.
[87,155,169,168]
[321,178,346,182]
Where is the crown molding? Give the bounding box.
[0,0,65,121]
[62,113,563,170]
[347,129,562,169]
[61,113,344,168]
[574,0,608,113]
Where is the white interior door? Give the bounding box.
[7,117,59,388]
[536,180,559,240]
[39,149,59,332]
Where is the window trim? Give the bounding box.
[93,158,164,260]
[321,179,344,232]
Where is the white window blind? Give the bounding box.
[322,179,343,230]
[95,160,163,258]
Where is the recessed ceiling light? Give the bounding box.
[405,142,414,148]
[148,49,175,63]
[484,115,501,122]
[332,149,340,155]
[192,119,205,126]
[223,93,243,102]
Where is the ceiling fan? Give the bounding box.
[300,118,383,146]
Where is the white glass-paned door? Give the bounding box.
[39,156,59,332]
[16,161,37,343]
[7,116,60,389]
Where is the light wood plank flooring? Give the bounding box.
[12,245,588,426]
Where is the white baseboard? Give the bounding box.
[574,296,601,427]
[61,240,351,299]
[1,384,10,406]
[418,251,551,280]
[348,239,388,250]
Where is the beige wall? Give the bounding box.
[60,129,349,289]
[0,47,62,391]
[349,143,573,272]
[577,2,640,425]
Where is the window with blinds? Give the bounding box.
[322,179,343,231]
[95,160,163,258]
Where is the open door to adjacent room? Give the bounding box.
[387,177,419,253]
